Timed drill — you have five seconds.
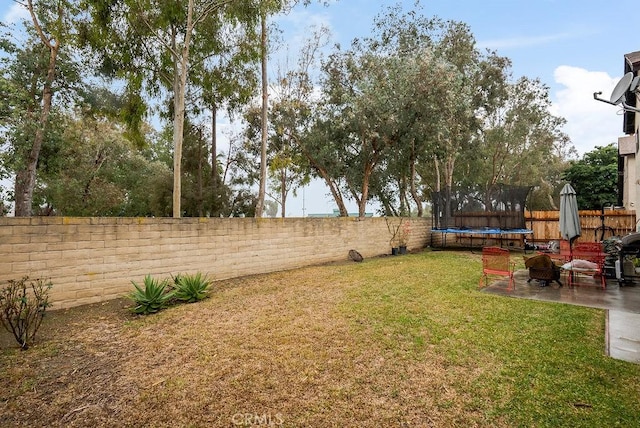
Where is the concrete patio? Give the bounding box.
[482,269,640,364]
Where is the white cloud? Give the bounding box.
[3,3,30,25]
[551,65,625,155]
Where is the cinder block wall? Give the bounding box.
[0,217,432,309]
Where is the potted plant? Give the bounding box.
[398,219,411,254]
[386,217,409,255]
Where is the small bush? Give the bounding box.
[173,272,211,303]
[128,275,174,315]
[0,276,52,350]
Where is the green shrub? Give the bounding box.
[0,276,52,350]
[173,272,211,303]
[128,275,174,315]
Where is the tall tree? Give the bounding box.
[196,20,258,217]
[10,0,73,216]
[255,6,269,217]
[310,47,406,218]
[457,76,571,209]
[83,0,261,217]
[253,0,326,217]
[265,26,327,216]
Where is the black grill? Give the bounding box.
[618,233,640,285]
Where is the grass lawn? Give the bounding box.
[1,250,639,427]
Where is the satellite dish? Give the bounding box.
[610,72,634,104]
[630,75,640,93]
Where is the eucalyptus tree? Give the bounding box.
[244,0,281,218]
[254,0,315,217]
[298,7,427,217]
[180,121,213,217]
[255,1,269,218]
[373,49,462,217]
[303,8,473,217]
[262,26,329,217]
[421,21,500,223]
[82,0,262,217]
[457,76,571,210]
[312,49,399,217]
[238,99,311,218]
[3,0,78,216]
[297,117,351,216]
[194,15,259,217]
[253,0,332,218]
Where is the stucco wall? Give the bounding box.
[0,216,432,309]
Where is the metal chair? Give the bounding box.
[566,242,606,289]
[479,246,515,291]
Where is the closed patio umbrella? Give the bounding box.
[559,183,581,256]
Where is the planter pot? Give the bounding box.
[391,247,399,256]
[399,245,407,255]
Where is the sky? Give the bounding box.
[1,0,638,217]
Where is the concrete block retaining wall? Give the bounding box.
[0,217,432,309]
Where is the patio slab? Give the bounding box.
[607,311,640,364]
[482,269,640,364]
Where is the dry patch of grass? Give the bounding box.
[1,250,639,427]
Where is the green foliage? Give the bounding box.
[128,275,174,315]
[172,272,211,303]
[0,276,52,350]
[562,144,618,209]
[82,0,264,217]
[34,113,174,217]
[458,76,571,210]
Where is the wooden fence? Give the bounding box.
[525,209,637,243]
[430,209,637,249]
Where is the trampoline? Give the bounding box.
[432,227,533,249]
[431,184,533,249]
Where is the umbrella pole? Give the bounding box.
[569,240,574,285]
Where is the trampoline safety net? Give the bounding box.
[431,184,532,230]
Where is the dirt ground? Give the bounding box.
[0,261,495,427]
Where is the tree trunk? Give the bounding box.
[293,135,348,217]
[443,154,456,228]
[379,194,398,217]
[399,175,408,215]
[255,11,268,218]
[211,103,217,183]
[358,163,373,218]
[14,2,60,217]
[172,67,186,218]
[409,143,423,217]
[197,127,204,217]
[172,0,195,218]
[280,169,286,218]
[315,167,348,216]
[211,101,218,208]
[433,156,442,227]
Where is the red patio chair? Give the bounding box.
[566,242,606,289]
[479,246,515,291]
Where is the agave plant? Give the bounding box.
[173,272,211,303]
[128,275,174,315]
